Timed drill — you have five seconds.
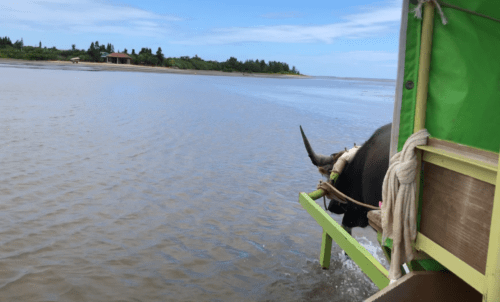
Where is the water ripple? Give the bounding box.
[0,66,394,301]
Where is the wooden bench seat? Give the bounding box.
[368,210,382,233]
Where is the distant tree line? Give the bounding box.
[0,36,88,61]
[0,36,23,49]
[161,55,299,74]
[0,35,300,75]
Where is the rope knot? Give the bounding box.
[395,158,418,184]
[414,0,448,25]
[381,129,429,280]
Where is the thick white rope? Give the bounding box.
[332,146,360,176]
[381,129,429,281]
[414,0,448,25]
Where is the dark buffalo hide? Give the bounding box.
[301,123,391,229]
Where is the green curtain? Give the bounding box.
[398,1,500,153]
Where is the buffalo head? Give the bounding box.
[300,123,391,231]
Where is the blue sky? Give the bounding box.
[1,0,403,78]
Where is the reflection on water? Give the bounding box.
[0,66,393,301]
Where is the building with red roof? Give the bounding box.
[106,52,132,64]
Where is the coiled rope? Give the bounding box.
[381,129,429,281]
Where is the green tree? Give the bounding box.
[14,39,23,50]
[139,47,152,55]
[260,60,266,72]
[226,57,239,70]
[151,56,159,66]
[0,36,13,48]
[156,47,163,65]
[131,49,136,55]
[123,48,128,54]
[283,63,289,72]
[88,42,100,62]
[88,42,94,58]
[72,44,76,51]
[39,41,42,48]
[92,41,102,61]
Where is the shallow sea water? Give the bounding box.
[0,64,394,301]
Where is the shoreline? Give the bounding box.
[0,58,310,79]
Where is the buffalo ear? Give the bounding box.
[318,166,328,176]
[318,163,334,177]
[330,151,346,165]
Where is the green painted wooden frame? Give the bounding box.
[485,157,500,301]
[298,192,390,289]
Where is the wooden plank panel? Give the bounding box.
[419,162,495,274]
[428,138,499,167]
[368,210,383,233]
[366,271,482,302]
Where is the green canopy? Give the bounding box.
[397,0,500,153]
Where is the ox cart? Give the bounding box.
[299,0,500,301]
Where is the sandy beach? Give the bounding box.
[0,58,309,78]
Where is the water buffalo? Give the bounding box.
[301,123,391,233]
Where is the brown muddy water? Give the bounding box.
[0,63,394,301]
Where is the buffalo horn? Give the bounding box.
[300,126,335,167]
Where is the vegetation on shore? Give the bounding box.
[0,36,301,75]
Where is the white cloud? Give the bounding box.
[0,0,180,36]
[343,7,402,25]
[173,2,402,45]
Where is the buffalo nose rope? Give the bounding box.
[317,145,382,211]
[318,180,381,211]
